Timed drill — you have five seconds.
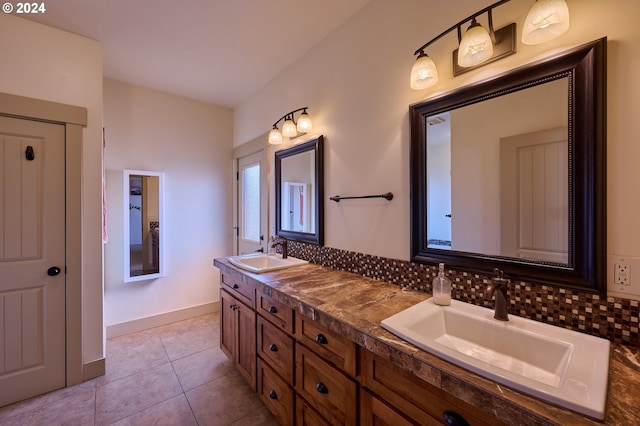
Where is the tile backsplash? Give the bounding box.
[284,240,640,349]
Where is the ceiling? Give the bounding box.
[20,0,371,108]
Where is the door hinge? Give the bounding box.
[236,171,239,180]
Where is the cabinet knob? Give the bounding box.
[232,283,239,289]
[268,306,278,314]
[269,390,278,400]
[269,343,278,352]
[315,334,328,345]
[442,410,470,426]
[315,381,328,394]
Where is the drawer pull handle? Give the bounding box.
[315,334,328,345]
[269,390,278,400]
[232,283,239,289]
[268,306,278,314]
[269,343,278,352]
[316,381,328,394]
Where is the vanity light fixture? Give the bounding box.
[457,18,494,68]
[268,107,313,145]
[410,51,439,90]
[522,0,570,45]
[410,0,570,90]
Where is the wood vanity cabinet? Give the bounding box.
[216,264,504,425]
[219,273,256,391]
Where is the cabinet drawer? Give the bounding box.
[296,395,330,426]
[295,315,357,377]
[257,291,294,334]
[360,390,431,426]
[257,358,295,426]
[257,316,294,384]
[295,343,357,425]
[360,349,500,425]
[221,272,255,307]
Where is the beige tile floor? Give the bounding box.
[0,313,278,426]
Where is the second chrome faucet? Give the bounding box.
[484,268,510,321]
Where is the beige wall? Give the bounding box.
[103,79,233,327]
[0,14,104,363]
[234,0,640,269]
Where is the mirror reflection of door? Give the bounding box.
[500,127,568,264]
[280,150,315,233]
[238,150,267,254]
[282,182,310,232]
[425,78,568,259]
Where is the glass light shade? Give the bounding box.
[522,0,570,45]
[410,54,439,90]
[268,127,283,145]
[457,23,493,67]
[296,112,312,133]
[282,118,297,137]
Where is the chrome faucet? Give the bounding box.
[270,237,288,259]
[484,268,510,321]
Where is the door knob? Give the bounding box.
[47,266,61,276]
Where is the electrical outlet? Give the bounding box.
[615,263,630,286]
[608,256,640,300]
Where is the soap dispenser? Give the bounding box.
[432,263,451,306]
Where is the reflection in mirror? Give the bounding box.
[276,136,324,245]
[124,170,164,282]
[281,150,315,233]
[426,78,569,265]
[411,38,606,292]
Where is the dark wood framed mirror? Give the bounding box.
[275,135,324,245]
[410,38,606,292]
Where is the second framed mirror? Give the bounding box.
[275,135,324,245]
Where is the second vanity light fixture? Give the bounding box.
[410,0,570,90]
[268,107,313,145]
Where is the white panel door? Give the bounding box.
[0,116,66,406]
[237,150,267,254]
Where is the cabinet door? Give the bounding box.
[236,298,257,391]
[220,288,256,391]
[220,289,236,362]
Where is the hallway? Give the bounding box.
[0,313,277,425]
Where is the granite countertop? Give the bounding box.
[214,258,640,425]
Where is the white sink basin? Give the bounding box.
[381,298,610,419]
[228,253,308,273]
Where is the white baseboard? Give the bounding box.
[106,302,220,338]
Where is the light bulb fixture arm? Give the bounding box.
[271,107,309,129]
[413,0,510,57]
